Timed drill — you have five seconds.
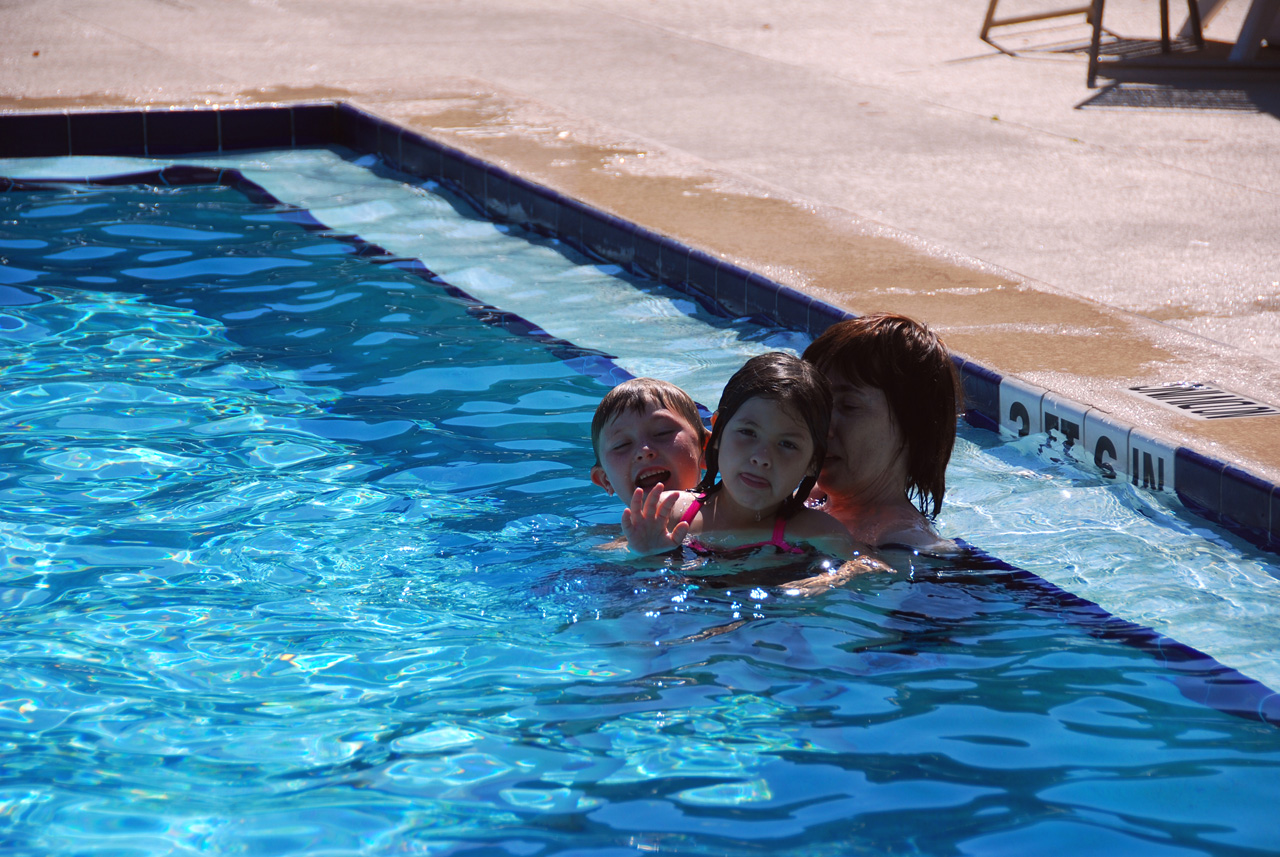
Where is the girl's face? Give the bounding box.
[817,375,908,504]
[715,396,816,513]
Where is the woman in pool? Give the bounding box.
[801,313,962,551]
[621,351,861,561]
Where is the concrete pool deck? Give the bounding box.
[3,1,1279,493]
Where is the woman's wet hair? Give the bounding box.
[590,377,707,467]
[802,313,961,518]
[697,352,832,519]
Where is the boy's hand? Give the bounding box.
[621,484,689,557]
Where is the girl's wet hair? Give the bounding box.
[590,377,707,466]
[697,352,832,519]
[802,312,961,518]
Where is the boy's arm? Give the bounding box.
[621,485,691,557]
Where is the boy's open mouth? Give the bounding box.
[635,468,670,491]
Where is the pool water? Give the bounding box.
[2,150,1280,856]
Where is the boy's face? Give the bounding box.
[591,406,704,498]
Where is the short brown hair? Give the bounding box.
[802,313,961,518]
[590,377,707,467]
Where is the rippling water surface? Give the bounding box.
[2,155,1280,856]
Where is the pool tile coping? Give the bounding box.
[1,101,1276,558]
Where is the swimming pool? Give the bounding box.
[3,147,1280,855]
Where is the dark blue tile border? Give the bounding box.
[958,358,1002,432]
[0,113,69,158]
[145,108,220,156]
[1176,447,1225,520]
[1,101,1277,558]
[69,111,145,157]
[1221,465,1273,549]
[221,106,293,152]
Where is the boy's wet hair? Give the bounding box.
[802,312,961,519]
[591,377,707,466]
[697,352,831,520]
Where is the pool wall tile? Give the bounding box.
[685,249,719,300]
[582,213,636,269]
[1175,447,1224,518]
[1041,391,1091,464]
[291,104,339,146]
[379,121,404,170]
[807,301,854,338]
[997,376,1047,439]
[524,184,563,236]
[1128,427,1176,494]
[554,195,586,252]
[631,227,663,279]
[1220,466,1274,548]
[481,163,512,222]
[398,131,443,185]
[959,359,1002,432]
[745,272,779,318]
[69,111,146,156]
[776,286,815,332]
[336,104,381,159]
[658,236,690,288]
[220,107,293,151]
[1084,410,1132,481]
[145,108,219,155]
[1271,484,1280,552]
[715,263,750,315]
[1,112,71,158]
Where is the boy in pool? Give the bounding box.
[590,377,707,499]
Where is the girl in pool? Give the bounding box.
[621,352,864,562]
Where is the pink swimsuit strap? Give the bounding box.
[679,492,804,555]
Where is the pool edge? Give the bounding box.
[1,101,1276,559]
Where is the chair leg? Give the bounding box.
[1160,0,1172,51]
[1087,0,1107,87]
[980,0,1001,41]
[1185,0,1205,48]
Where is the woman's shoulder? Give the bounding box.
[875,518,954,552]
[786,506,860,555]
[788,505,851,538]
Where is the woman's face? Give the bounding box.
[817,374,909,505]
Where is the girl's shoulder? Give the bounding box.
[665,489,703,522]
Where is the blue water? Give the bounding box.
[3,153,1280,856]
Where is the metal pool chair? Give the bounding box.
[1087,0,1205,86]
[980,0,1094,49]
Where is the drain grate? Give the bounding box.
[1080,85,1263,112]
[1129,383,1280,420]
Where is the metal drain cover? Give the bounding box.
[1128,382,1280,420]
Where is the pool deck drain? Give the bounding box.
[2,0,1279,548]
